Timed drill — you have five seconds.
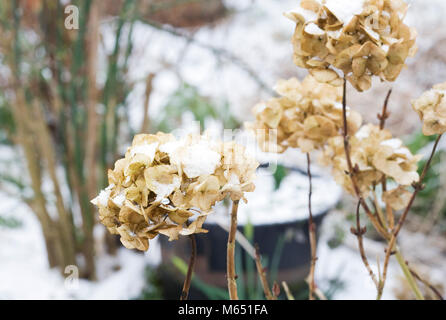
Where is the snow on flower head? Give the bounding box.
[320,124,422,196]
[285,0,417,91]
[246,75,362,153]
[412,82,446,136]
[91,132,259,251]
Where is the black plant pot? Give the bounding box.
[159,209,329,299]
[159,165,339,299]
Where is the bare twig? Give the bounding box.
[180,234,197,300]
[254,244,276,300]
[341,77,389,239]
[378,89,392,130]
[350,201,379,289]
[409,267,444,300]
[140,73,155,133]
[380,134,443,300]
[306,153,317,300]
[377,89,394,229]
[227,200,240,300]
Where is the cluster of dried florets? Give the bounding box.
[412,82,446,136]
[285,0,417,91]
[320,124,421,198]
[247,75,362,153]
[91,133,258,251]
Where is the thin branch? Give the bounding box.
[341,77,389,239]
[378,89,394,229]
[380,134,443,299]
[227,199,240,300]
[180,234,197,300]
[140,73,155,133]
[378,89,392,130]
[254,244,276,300]
[409,267,444,300]
[306,153,317,300]
[350,201,379,289]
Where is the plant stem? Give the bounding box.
[341,78,389,239]
[340,78,422,299]
[380,134,442,299]
[180,234,197,300]
[254,244,276,300]
[352,201,379,289]
[306,153,317,300]
[282,281,295,300]
[227,200,240,300]
[394,250,424,300]
[409,266,444,300]
[378,89,392,130]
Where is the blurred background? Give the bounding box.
[0,0,445,300]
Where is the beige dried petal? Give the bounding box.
[287,0,416,91]
[372,145,419,186]
[352,57,367,78]
[310,68,342,86]
[92,132,258,252]
[383,187,413,211]
[412,84,446,135]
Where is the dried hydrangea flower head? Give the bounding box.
[285,0,417,91]
[320,124,421,196]
[247,75,362,153]
[91,132,259,251]
[412,82,446,136]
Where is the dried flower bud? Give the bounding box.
[247,75,362,153]
[285,0,417,91]
[321,124,421,195]
[412,82,446,136]
[91,133,258,251]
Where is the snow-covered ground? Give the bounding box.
[0,192,161,299]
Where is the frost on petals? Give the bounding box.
[91,132,258,251]
[412,82,446,136]
[285,0,417,91]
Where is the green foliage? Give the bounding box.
[0,215,22,229]
[155,83,240,132]
[137,265,164,300]
[407,130,437,154]
[327,224,347,249]
[406,130,445,219]
[273,164,288,190]
[171,256,229,300]
[0,99,14,145]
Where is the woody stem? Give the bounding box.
[227,200,240,300]
[180,234,197,300]
[306,153,317,300]
[379,134,442,300]
[255,244,276,300]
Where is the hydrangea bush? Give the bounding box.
[92,133,258,251]
[247,0,444,300]
[91,0,445,301]
[285,0,417,91]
